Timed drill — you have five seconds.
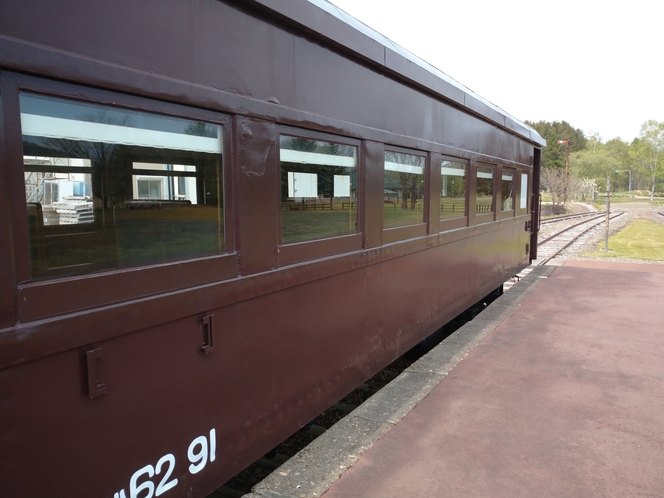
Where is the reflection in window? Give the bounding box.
[21,93,224,280]
[384,151,425,229]
[476,166,494,213]
[280,135,357,244]
[131,163,198,203]
[136,178,162,199]
[440,160,466,220]
[24,157,93,225]
[520,173,529,209]
[501,169,514,212]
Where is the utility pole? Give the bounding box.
[604,173,610,251]
[557,140,571,209]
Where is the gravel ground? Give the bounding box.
[561,201,664,264]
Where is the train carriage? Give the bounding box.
[0,1,543,496]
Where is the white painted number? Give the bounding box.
[187,436,208,474]
[155,454,178,496]
[209,429,216,463]
[187,429,216,474]
[115,428,216,497]
[130,464,155,498]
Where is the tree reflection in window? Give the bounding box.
[440,160,466,220]
[280,135,357,244]
[21,93,224,280]
[476,166,494,214]
[501,169,514,212]
[384,151,425,229]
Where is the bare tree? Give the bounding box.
[540,167,566,214]
[575,177,599,202]
[385,151,424,210]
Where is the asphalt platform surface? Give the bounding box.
[248,261,664,497]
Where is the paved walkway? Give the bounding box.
[322,261,664,497]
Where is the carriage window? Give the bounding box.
[476,165,494,214]
[384,151,425,228]
[520,172,529,210]
[280,135,357,244]
[501,169,514,212]
[440,160,466,220]
[21,93,224,280]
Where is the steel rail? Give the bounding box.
[538,213,607,245]
[537,211,625,266]
[539,211,605,226]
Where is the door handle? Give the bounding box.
[86,347,107,399]
[201,314,215,355]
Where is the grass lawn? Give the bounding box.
[383,203,424,228]
[609,197,662,204]
[33,206,224,279]
[582,219,664,261]
[282,208,357,244]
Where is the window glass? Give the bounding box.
[476,165,494,213]
[384,151,425,228]
[280,135,357,244]
[501,169,514,212]
[440,160,466,219]
[21,93,224,280]
[520,172,529,209]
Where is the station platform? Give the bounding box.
[248,261,664,498]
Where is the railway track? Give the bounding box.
[536,211,624,265]
[503,210,625,291]
[539,211,606,226]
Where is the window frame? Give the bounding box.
[276,125,362,266]
[438,155,468,232]
[382,145,428,244]
[516,170,531,215]
[3,73,236,322]
[497,165,516,220]
[474,162,496,224]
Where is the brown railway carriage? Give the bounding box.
[0,1,544,496]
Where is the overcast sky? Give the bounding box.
[328,0,662,144]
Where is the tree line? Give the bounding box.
[527,119,664,212]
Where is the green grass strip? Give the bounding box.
[583,219,664,261]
